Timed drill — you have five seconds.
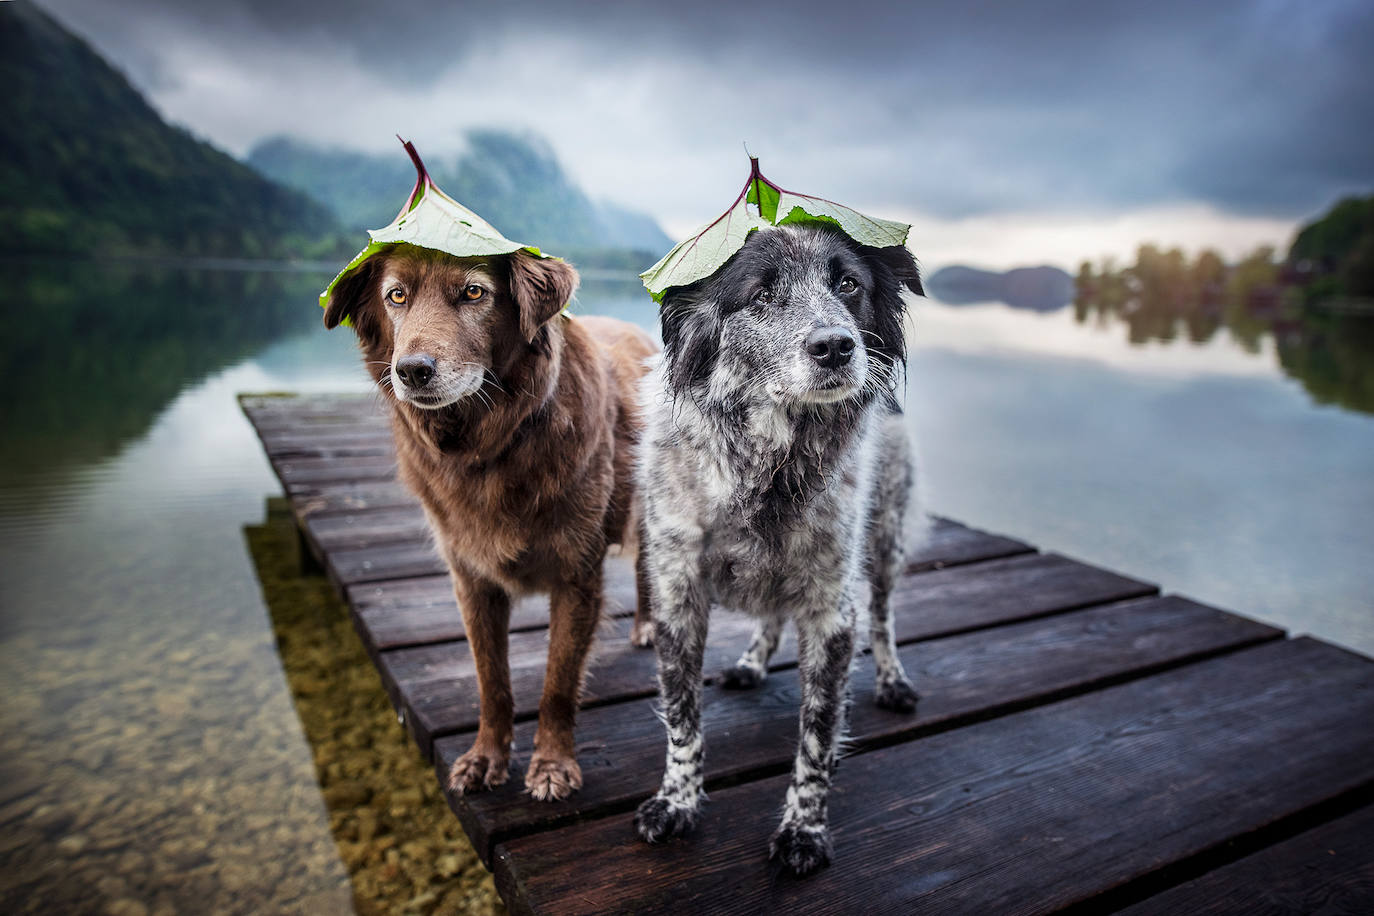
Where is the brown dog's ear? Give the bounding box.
[509,250,578,342]
[324,257,379,330]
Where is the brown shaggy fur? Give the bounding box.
[325,245,657,801]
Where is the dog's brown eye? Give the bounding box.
[837,277,858,294]
[462,285,485,301]
[386,288,407,306]
[754,288,775,305]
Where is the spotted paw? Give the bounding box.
[524,754,583,801]
[635,794,699,844]
[446,745,509,795]
[720,663,765,690]
[630,617,655,648]
[875,677,919,713]
[769,823,833,877]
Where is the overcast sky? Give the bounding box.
[38,0,1374,268]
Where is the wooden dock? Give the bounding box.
[242,392,1374,915]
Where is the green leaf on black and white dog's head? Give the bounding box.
[319,138,555,322]
[639,157,913,302]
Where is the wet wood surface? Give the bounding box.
[241,394,1374,915]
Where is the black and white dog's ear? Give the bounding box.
[861,244,923,297]
[659,282,720,397]
[509,251,578,343]
[324,255,379,330]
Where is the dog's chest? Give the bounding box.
[700,514,857,614]
[668,434,868,614]
[397,439,604,591]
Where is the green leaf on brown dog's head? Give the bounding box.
[640,157,913,302]
[319,138,555,323]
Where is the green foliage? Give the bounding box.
[641,158,911,301]
[1287,194,1374,302]
[1289,195,1374,266]
[1075,241,1374,414]
[320,141,552,314]
[0,1,344,258]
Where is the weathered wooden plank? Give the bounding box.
[275,453,398,489]
[257,430,395,460]
[325,521,1067,594]
[493,638,1374,916]
[334,518,1039,649]
[241,393,382,422]
[379,613,762,757]
[438,595,1281,865]
[886,550,1155,637]
[377,552,1155,755]
[908,517,1031,571]
[306,506,430,552]
[348,555,641,654]
[1119,804,1374,915]
[290,480,418,517]
[325,539,442,587]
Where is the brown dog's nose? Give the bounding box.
[395,354,437,388]
[805,327,855,369]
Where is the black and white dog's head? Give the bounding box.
[659,224,921,409]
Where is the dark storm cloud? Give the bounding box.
[39,0,1374,220]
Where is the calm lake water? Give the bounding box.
[1,258,1371,911]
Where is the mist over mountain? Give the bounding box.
[0,0,338,257]
[926,265,1077,311]
[248,132,673,261]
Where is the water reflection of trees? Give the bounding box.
[1075,245,1374,415]
[0,259,330,476]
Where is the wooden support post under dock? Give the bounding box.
[241,393,1374,915]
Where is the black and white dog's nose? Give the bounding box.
[395,354,437,388]
[805,327,855,369]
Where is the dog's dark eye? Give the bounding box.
[462,285,485,301]
[836,277,858,295]
[753,288,775,305]
[386,287,407,306]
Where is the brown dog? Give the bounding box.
[324,244,657,800]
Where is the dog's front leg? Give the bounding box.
[635,536,710,842]
[446,575,514,795]
[526,564,604,801]
[770,602,857,876]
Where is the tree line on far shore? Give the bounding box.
[1072,194,1374,415]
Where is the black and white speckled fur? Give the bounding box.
[633,224,924,876]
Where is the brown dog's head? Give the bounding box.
[324,245,578,409]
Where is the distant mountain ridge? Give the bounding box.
[926,265,1076,311]
[0,0,339,257]
[248,133,673,259]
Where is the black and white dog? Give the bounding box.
[634,224,924,875]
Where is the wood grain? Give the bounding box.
[494,638,1374,916]
[439,595,1280,865]
[1118,804,1374,915]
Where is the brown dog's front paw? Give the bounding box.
[525,754,583,801]
[446,745,510,795]
[630,617,655,648]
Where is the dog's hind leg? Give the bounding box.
[868,416,919,713]
[630,535,655,648]
[720,612,787,689]
[770,602,857,877]
[527,562,605,801]
[446,574,514,795]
